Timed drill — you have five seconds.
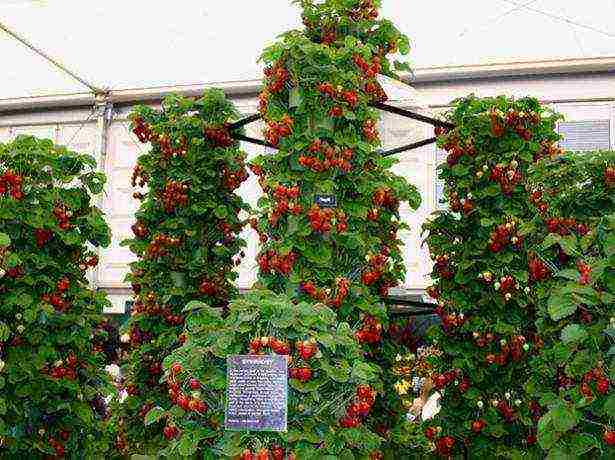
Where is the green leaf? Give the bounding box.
[214,205,228,219]
[144,406,165,426]
[547,291,577,321]
[178,432,198,456]
[393,60,412,72]
[0,323,9,342]
[557,269,579,281]
[550,404,578,432]
[289,87,303,108]
[170,272,186,288]
[0,233,9,247]
[451,164,469,177]
[569,433,597,456]
[560,324,587,344]
[603,395,615,415]
[350,362,379,382]
[540,233,560,250]
[558,235,579,256]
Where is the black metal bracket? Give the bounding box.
[227,113,262,131]
[226,107,452,158]
[231,132,276,149]
[369,102,454,129]
[382,295,437,317]
[379,137,437,157]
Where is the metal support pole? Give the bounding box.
[231,132,277,149]
[380,137,438,157]
[91,94,114,289]
[228,113,261,131]
[370,102,455,130]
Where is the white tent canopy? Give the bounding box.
[1,0,614,101]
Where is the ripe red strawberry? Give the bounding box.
[189,378,201,390]
[241,449,255,460]
[424,426,436,439]
[471,419,486,433]
[271,445,284,460]
[597,378,610,395]
[297,341,317,360]
[329,106,343,117]
[343,90,359,107]
[57,278,70,292]
[163,425,179,440]
[604,430,615,446]
[255,448,271,460]
[170,362,182,375]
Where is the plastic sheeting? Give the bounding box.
[1,0,614,100]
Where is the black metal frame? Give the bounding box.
[225,96,452,317]
[226,101,454,157]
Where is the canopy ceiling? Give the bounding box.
[1,0,614,100]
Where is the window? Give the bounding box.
[558,120,611,151]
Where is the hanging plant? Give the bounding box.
[0,135,113,457]
[421,95,563,457]
[118,89,250,454]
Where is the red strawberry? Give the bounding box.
[597,378,610,395]
[255,449,271,460]
[604,430,615,446]
[241,449,254,460]
[170,362,182,375]
[271,446,284,460]
[471,419,486,433]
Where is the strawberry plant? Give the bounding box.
[118,90,250,454]
[252,0,419,319]
[0,135,113,457]
[250,0,421,454]
[155,290,383,458]
[157,0,420,456]
[421,95,563,457]
[525,150,615,458]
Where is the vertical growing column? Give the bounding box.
[526,151,615,457]
[251,0,419,331]
[159,1,422,458]
[421,96,562,457]
[0,136,113,457]
[118,90,250,454]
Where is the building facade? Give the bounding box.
[1,57,613,313]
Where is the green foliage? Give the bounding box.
[118,90,250,454]
[421,96,562,457]
[253,0,419,321]
[0,135,113,456]
[160,291,383,458]
[526,150,615,459]
[163,0,419,457]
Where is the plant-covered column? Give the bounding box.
[251,0,419,325]
[525,150,615,458]
[160,291,384,458]
[0,136,113,457]
[159,0,420,457]
[250,0,421,451]
[119,90,250,454]
[421,96,562,457]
